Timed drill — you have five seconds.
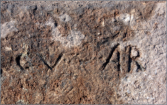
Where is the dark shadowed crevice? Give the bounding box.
[112,32,120,38]
[117,51,120,77]
[0,69,3,75]
[54,21,58,27]
[128,46,132,73]
[15,54,24,70]
[135,61,142,72]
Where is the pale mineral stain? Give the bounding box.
[1,20,18,38]
[45,18,85,48]
[59,13,71,22]
[101,19,105,27]
[117,13,131,25]
[5,46,12,51]
[155,2,166,16]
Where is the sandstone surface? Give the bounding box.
[1,1,166,104]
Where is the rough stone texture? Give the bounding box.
[1,1,166,104]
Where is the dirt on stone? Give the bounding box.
[1,1,161,104]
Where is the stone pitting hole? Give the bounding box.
[15,54,24,70]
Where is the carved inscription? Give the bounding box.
[100,44,145,76]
